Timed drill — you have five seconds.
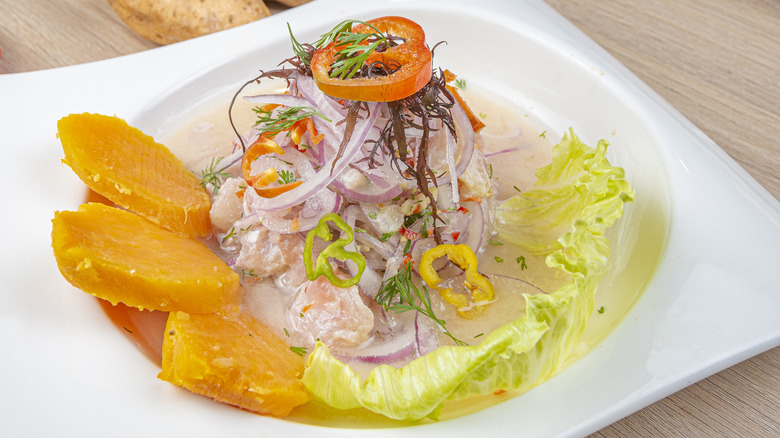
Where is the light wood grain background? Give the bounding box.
[1,0,777,436]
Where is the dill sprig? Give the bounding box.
[277,169,297,185]
[289,345,308,356]
[313,19,394,79]
[329,32,387,79]
[253,105,331,136]
[376,263,465,346]
[199,157,231,194]
[287,23,312,65]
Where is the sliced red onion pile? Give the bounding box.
[224,69,498,367]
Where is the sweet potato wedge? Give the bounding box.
[52,202,239,313]
[159,311,310,416]
[58,113,211,238]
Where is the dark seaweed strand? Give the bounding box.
[409,91,444,245]
[330,100,370,174]
[279,43,317,75]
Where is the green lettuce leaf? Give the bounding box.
[301,129,635,421]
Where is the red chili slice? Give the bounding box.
[311,16,433,102]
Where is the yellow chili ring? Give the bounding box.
[419,244,494,319]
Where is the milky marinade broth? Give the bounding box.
[164,82,560,375]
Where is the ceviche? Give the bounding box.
[52,16,634,422]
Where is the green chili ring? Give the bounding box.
[303,213,366,288]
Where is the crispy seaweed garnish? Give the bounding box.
[363,68,456,244]
[331,100,369,174]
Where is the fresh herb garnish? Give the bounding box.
[221,227,237,243]
[403,238,413,255]
[454,78,466,89]
[199,157,231,194]
[313,19,392,79]
[289,346,308,356]
[242,269,257,278]
[376,263,465,346]
[253,105,331,137]
[288,23,312,65]
[515,256,528,270]
[277,169,297,185]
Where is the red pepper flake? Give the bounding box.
[400,226,419,241]
[456,206,469,213]
[402,252,414,266]
[493,389,507,396]
[451,231,461,241]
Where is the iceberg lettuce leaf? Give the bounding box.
[301,129,634,420]
[495,128,634,255]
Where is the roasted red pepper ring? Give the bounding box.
[311,16,433,102]
[241,136,303,198]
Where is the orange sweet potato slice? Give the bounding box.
[52,202,240,314]
[159,311,310,417]
[58,113,211,238]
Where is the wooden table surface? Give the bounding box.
[1,0,777,436]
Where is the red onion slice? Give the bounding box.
[295,74,350,123]
[243,93,340,146]
[338,310,419,365]
[238,101,380,212]
[414,311,440,357]
[244,186,341,234]
[460,200,488,253]
[330,170,403,203]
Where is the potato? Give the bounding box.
[108,0,272,45]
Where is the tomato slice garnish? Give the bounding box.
[311,16,432,102]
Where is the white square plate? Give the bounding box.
[1,0,778,436]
